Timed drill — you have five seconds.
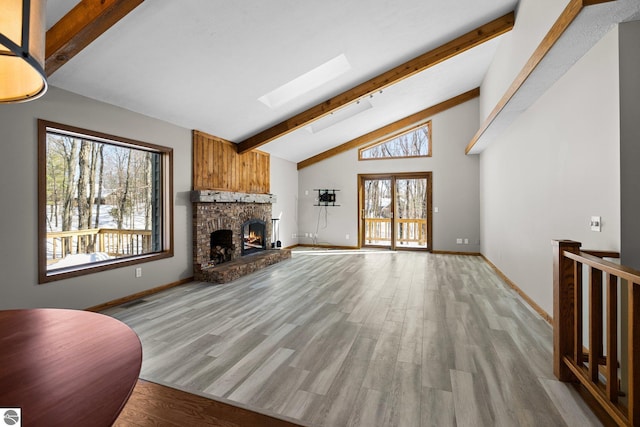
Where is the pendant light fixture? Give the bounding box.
[0,0,47,103]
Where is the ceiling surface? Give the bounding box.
[46,0,518,163]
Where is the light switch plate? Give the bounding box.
[590,216,601,232]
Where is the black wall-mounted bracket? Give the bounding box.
[314,189,339,206]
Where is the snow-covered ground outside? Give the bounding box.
[46,203,149,270]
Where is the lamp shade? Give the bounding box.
[0,0,47,103]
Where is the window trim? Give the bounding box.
[358,121,432,160]
[37,119,174,284]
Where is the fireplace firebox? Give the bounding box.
[210,229,234,264]
[241,219,266,256]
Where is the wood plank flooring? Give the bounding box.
[103,250,602,426]
[115,379,301,426]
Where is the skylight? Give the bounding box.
[258,54,351,109]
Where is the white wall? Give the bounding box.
[480,0,570,121]
[270,155,299,248]
[0,87,193,310]
[297,98,481,252]
[479,27,620,315]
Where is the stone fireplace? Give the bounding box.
[192,190,291,283]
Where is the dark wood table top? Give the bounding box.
[0,309,142,427]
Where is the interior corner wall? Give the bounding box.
[0,87,192,310]
[297,98,480,252]
[619,20,640,270]
[479,27,620,316]
[270,155,299,248]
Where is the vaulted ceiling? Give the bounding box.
[45,0,517,163]
[43,1,640,165]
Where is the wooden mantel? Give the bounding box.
[191,190,276,204]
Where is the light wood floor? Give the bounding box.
[104,250,602,426]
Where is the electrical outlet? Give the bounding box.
[464,238,469,244]
[345,234,350,240]
[456,238,463,244]
[135,267,142,278]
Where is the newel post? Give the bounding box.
[552,239,581,381]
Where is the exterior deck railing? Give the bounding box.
[364,218,426,245]
[553,240,639,426]
[47,228,152,261]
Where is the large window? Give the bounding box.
[38,120,173,283]
[359,121,431,160]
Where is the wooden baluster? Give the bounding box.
[606,273,618,403]
[629,282,640,425]
[589,267,603,383]
[553,240,581,381]
[575,260,584,366]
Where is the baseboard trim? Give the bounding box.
[291,245,479,253]
[293,244,360,250]
[432,250,481,256]
[480,254,552,324]
[85,277,194,312]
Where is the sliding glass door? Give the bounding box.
[359,172,432,251]
[361,176,393,247]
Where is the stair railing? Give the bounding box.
[553,239,639,426]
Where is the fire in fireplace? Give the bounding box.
[241,219,266,256]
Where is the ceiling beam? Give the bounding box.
[237,12,514,154]
[45,0,145,76]
[465,0,615,154]
[297,88,480,170]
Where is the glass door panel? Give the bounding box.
[395,178,428,249]
[362,177,392,247]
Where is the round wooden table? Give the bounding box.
[0,309,142,426]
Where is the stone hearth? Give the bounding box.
[192,190,291,284]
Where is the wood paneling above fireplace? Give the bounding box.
[193,130,270,194]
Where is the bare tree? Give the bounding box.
[46,140,64,229]
[116,149,132,230]
[94,144,104,229]
[361,125,429,159]
[77,140,91,252]
[60,137,78,255]
[143,152,152,230]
